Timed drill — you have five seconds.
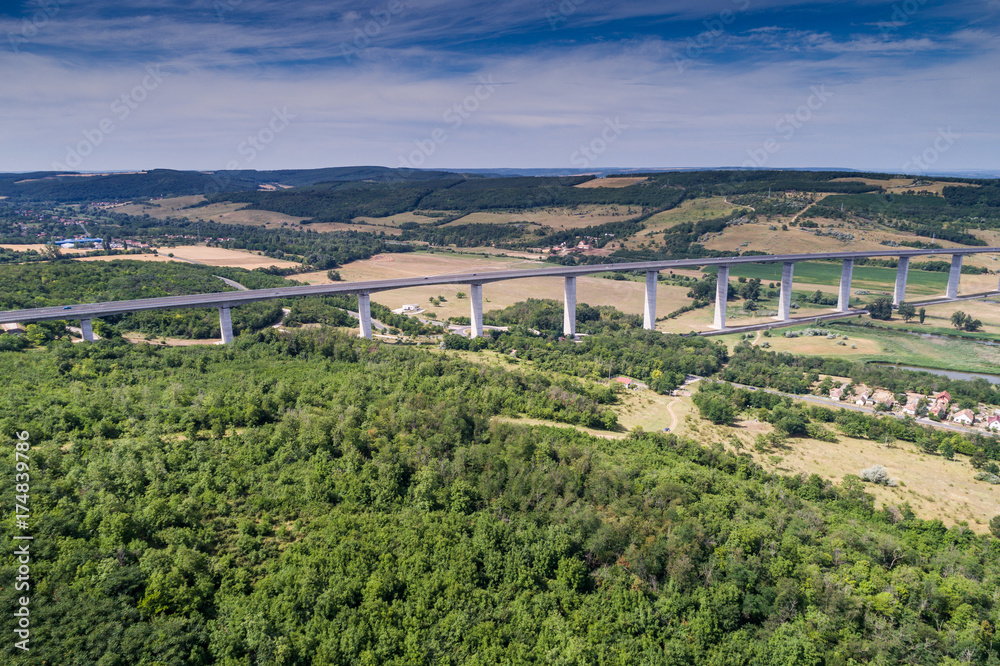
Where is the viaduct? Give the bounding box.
[1,248,998,343]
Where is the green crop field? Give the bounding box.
[703,260,949,295]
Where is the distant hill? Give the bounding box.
[0,166,473,203]
[3,166,997,203]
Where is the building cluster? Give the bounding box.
[161,234,235,242]
[54,236,153,250]
[830,384,1000,430]
[91,201,134,209]
[547,240,595,255]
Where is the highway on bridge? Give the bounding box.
[1,247,998,325]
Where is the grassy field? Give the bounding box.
[708,303,1000,373]
[653,384,998,532]
[632,196,738,242]
[704,417,997,532]
[823,324,1000,374]
[715,324,880,356]
[732,319,1000,375]
[830,298,1000,342]
[700,219,982,258]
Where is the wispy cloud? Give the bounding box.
[1,0,997,171]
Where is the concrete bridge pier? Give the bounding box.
[358,292,372,339]
[563,277,576,337]
[643,271,657,330]
[711,265,730,330]
[947,255,963,299]
[470,283,484,338]
[837,259,854,312]
[893,257,910,306]
[219,307,233,344]
[775,262,795,321]
[80,319,94,342]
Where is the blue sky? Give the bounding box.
[1,0,997,173]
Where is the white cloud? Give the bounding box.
[1,0,997,171]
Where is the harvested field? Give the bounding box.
[115,196,307,228]
[828,177,979,196]
[1,243,90,255]
[328,251,691,321]
[573,177,649,188]
[353,211,444,227]
[114,195,204,217]
[75,245,301,269]
[446,205,637,230]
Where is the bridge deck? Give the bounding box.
[0,247,997,325]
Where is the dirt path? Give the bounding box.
[665,398,680,431]
[724,198,754,213]
[272,308,291,328]
[790,194,830,225]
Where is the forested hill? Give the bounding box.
[0,168,906,205]
[3,330,1000,663]
[0,261,289,311]
[0,167,466,203]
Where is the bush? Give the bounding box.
[860,464,897,486]
[975,472,1000,485]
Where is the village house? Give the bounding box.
[987,415,1000,432]
[871,389,896,409]
[952,409,975,426]
[615,377,648,390]
[853,385,871,406]
[926,391,951,418]
[901,394,921,416]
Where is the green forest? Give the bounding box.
[5,329,1000,664]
